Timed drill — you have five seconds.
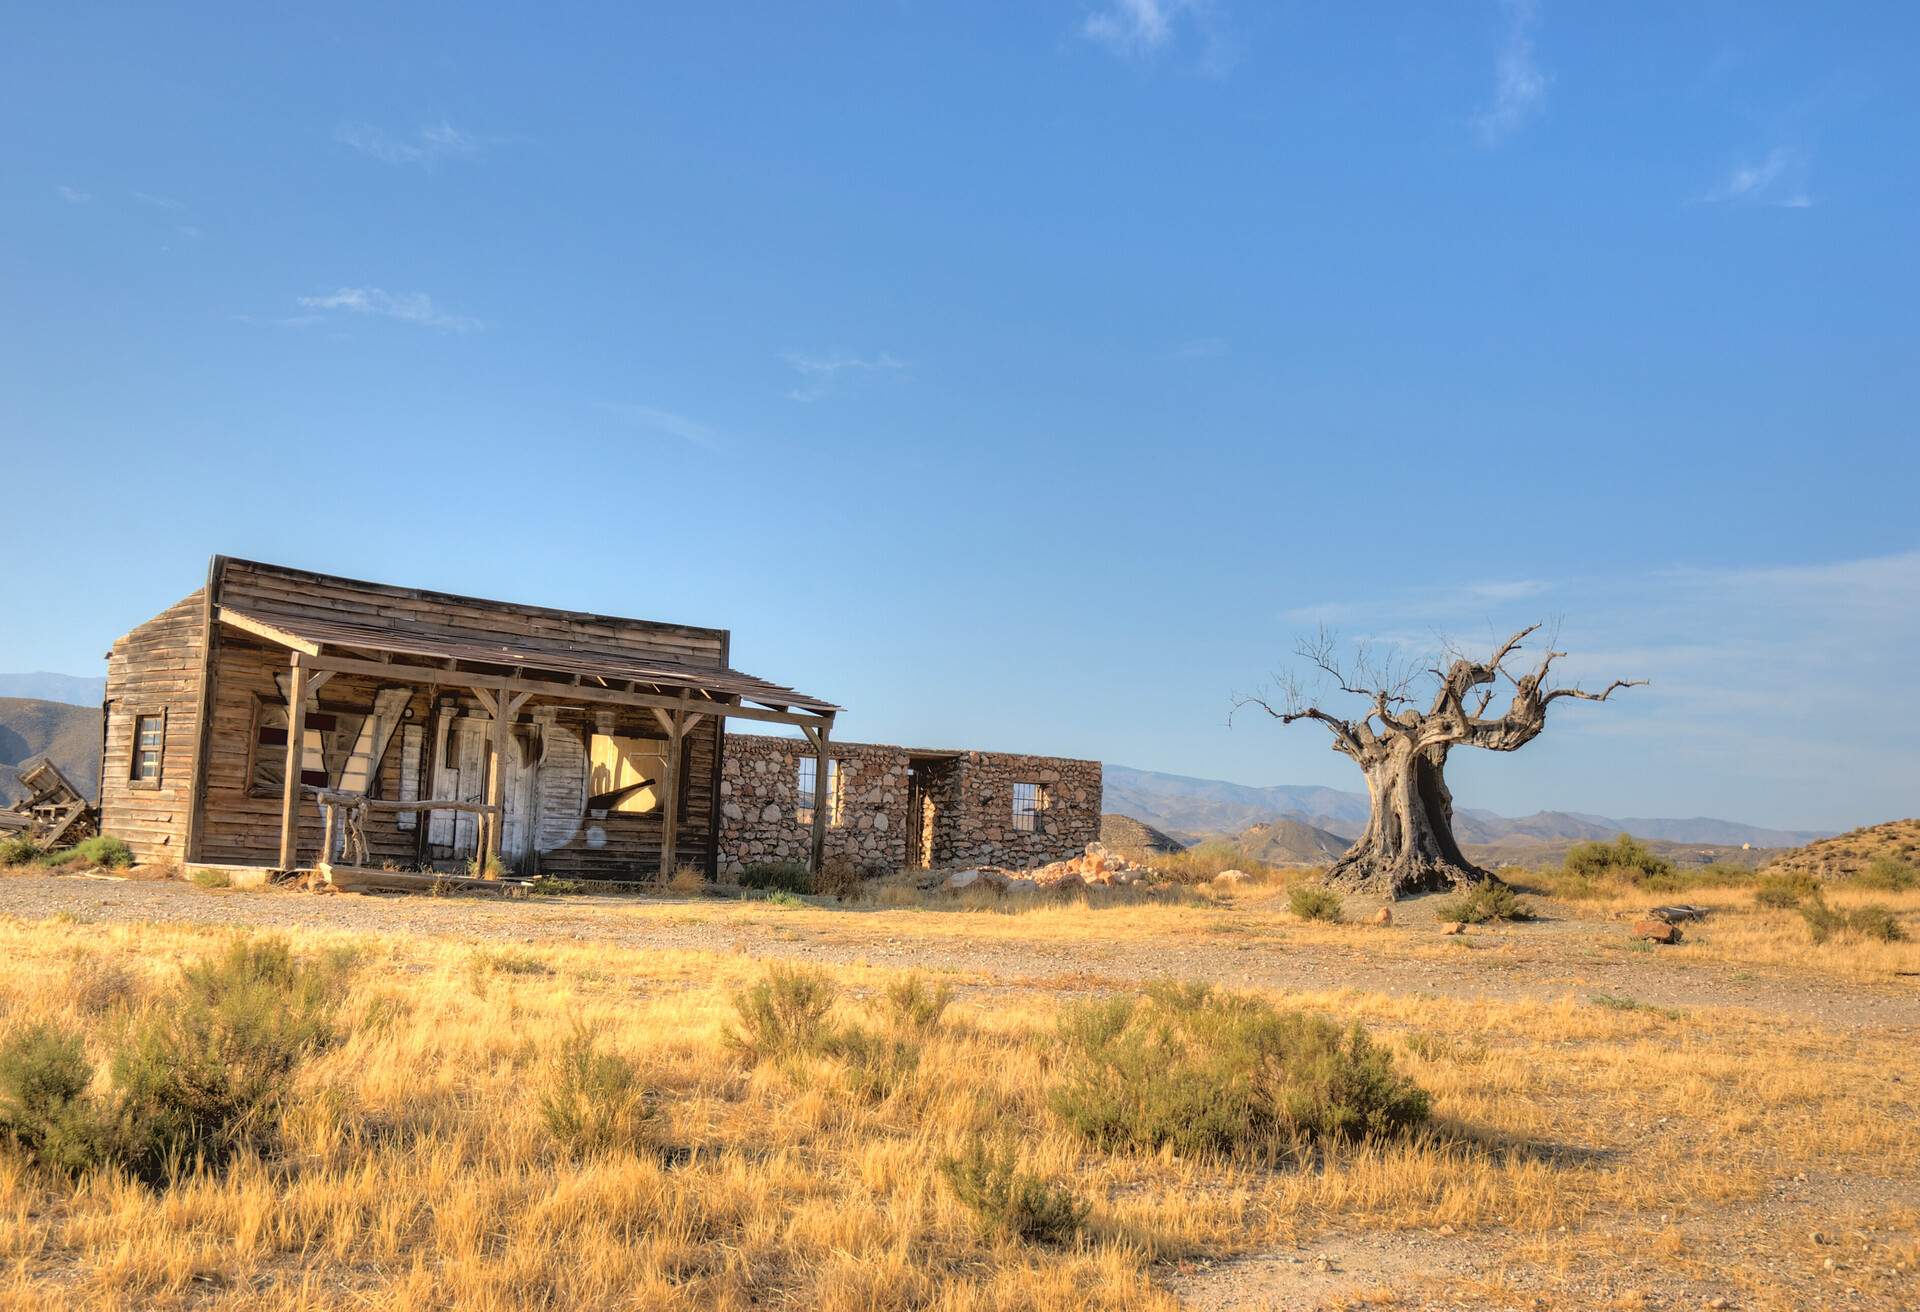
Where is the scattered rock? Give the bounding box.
[1632,919,1680,944]
[944,869,988,891]
[1439,921,1465,935]
[1372,906,1392,926]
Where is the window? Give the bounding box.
[1011,781,1047,833]
[587,734,667,814]
[131,714,164,783]
[796,756,840,827]
[249,703,368,797]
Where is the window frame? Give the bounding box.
[127,707,167,790]
[586,731,671,816]
[1010,780,1047,833]
[795,756,841,828]
[245,696,371,799]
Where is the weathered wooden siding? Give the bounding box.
[99,591,206,864]
[197,637,437,868]
[217,558,728,669]
[196,636,717,877]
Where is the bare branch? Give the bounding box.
[1542,678,1648,705]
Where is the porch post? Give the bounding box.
[807,718,832,876]
[277,659,309,871]
[654,706,686,880]
[483,699,509,873]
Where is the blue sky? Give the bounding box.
[2,2,1916,831]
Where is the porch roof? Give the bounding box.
[216,605,840,716]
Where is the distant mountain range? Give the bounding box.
[0,673,104,707]
[1102,764,1831,852]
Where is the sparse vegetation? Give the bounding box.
[1563,833,1673,882]
[531,875,587,896]
[738,860,812,895]
[727,963,840,1060]
[1140,840,1278,886]
[1431,881,1533,924]
[1287,884,1344,922]
[190,867,232,889]
[539,1025,656,1158]
[1854,854,1918,892]
[1048,982,1429,1160]
[939,1135,1088,1244]
[0,834,45,867]
[1755,871,1817,908]
[1800,892,1908,945]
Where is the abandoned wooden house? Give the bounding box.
[97,557,1100,882]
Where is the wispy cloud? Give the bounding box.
[1475,0,1547,144]
[132,191,186,212]
[782,350,907,402]
[1083,0,1182,56]
[336,119,509,166]
[1695,146,1813,208]
[595,403,722,450]
[295,287,483,332]
[56,185,91,204]
[1169,336,1229,360]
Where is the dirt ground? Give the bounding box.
[3,871,1916,1311]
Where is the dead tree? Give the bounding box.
[1235,626,1643,899]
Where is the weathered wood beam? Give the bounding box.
[216,608,321,655]
[658,709,686,880]
[808,717,832,876]
[290,653,832,729]
[277,659,309,871]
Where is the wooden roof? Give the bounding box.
[207,557,838,716]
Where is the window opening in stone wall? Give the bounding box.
[1011,781,1047,832]
[797,757,840,827]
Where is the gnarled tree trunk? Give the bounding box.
[1326,744,1487,897]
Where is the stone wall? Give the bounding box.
[927,751,1102,869]
[716,733,1101,875]
[718,736,910,874]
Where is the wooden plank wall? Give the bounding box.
[196,635,717,878]
[217,558,728,668]
[99,591,206,864]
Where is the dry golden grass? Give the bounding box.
[0,907,1914,1310]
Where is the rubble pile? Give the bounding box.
[940,841,1166,895]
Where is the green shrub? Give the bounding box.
[1563,834,1671,882]
[939,1135,1088,1245]
[107,938,347,1182]
[1287,885,1343,922]
[0,1025,107,1177]
[539,1026,654,1157]
[1801,893,1908,945]
[190,868,231,889]
[739,861,812,895]
[830,1023,922,1102]
[1431,882,1532,924]
[1754,872,1816,909]
[531,877,587,897]
[1854,856,1917,892]
[34,836,135,871]
[812,860,865,900]
[727,964,839,1061]
[879,974,952,1036]
[0,836,45,867]
[1048,982,1428,1161]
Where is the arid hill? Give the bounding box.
[0,697,101,804]
[1762,819,1920,881]
[1234,817,1351,865]
[1098,814,1185,854]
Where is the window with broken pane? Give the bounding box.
[1011,781,1046,832]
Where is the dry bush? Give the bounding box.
[666,864,707,894]
[727,963,839,1060]
[1431,882,1532,924]
[939,1134,1088,1245]
[1287,884,1343,922]
[1048,982,1428,1161]
[539,1025,656,1158]
[812,859,866,900]
[1755,872,1817,909]
[1137,841,1278,886]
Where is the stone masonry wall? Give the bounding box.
[718,736,910,874]
[717,733,1101,875]
[928,752,1102,870]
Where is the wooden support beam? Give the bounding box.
[304,670,335,696]
[470,687,499,718]
[291,652,831,730]
[658,709,686,880]
[483,696,509,874]
[807,718,832,876]
[277,659,310,871]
